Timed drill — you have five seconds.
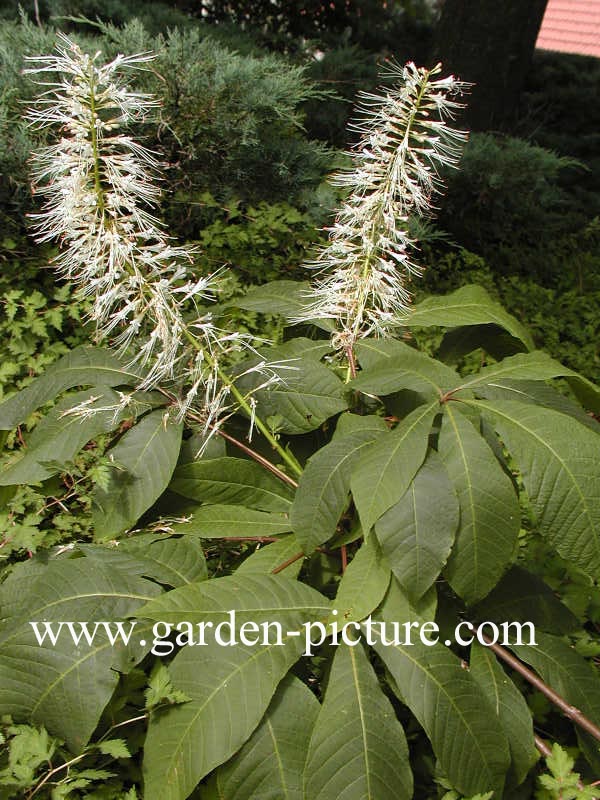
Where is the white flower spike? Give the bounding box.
[297,61,470,352]
[25,35,275,431]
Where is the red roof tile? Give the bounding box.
[537,0,600,57]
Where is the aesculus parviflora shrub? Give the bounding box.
[1,36,600,800]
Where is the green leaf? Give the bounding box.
[567,373,600,416]
[137,573,329,628]
[544,743,575,782]
[476,379,600,432]
[439,405,520,604]
[206,675,319,800]
[0,388,130,486]
[178,433,226,464]
[351,402,438,534]
[472,566,579,635]
[409,285,534,350]
[511,633,600,772]
[351,340,460,400]
[305,642,412,800]
[0,560,160,752]
[229,280,310,320]
[439,324,526,364]
[168,504,292,538]
[290,427,386,553]
[145,662,191,710]
[236,535,303,578]
[333,413,389,438]
[374,637,509,798]
[253,358,348,434]
[452,351,580,392]
[93,411,183,539]
[469,643,537,787]
[142,635,307,800]
[377,575,438,627]
[76,539,207,588]
[260,337,332,362]
[170,457,294,512]
[375,452,459,602]
[117,535,207,586]
[230,282,334,332]
[96,739,131,759]
[0,347,139,430]
[471,399,600,575]
[332,535,390,624]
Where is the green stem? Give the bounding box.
[182,327,302,478]
[88,71,105,216]
[345,345,358,383]
[227,371,303,477]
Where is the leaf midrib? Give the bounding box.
[360,401,437,531]
[349,646,372,799]
[445,405,479,591]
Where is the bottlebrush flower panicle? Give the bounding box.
[25,34,275,430]
[297,61,470,351]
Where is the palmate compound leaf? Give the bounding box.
[290,422,387,554]
[469,643,538,788]
[139,575,330,800]
[93,409,183,539]
[0,346,140,430]
[438,404,520,604]
[351,401,438,535]
[469,399,600,575]
[204,674,319,800]
[304,641,412,800]
[0,558,160,752]
[170,456,294,512]
[375,451,458,603]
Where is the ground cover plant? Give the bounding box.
[1,24,600,800]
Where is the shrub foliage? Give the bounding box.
[1,13,600,800]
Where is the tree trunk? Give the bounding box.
[432,0,549,130]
